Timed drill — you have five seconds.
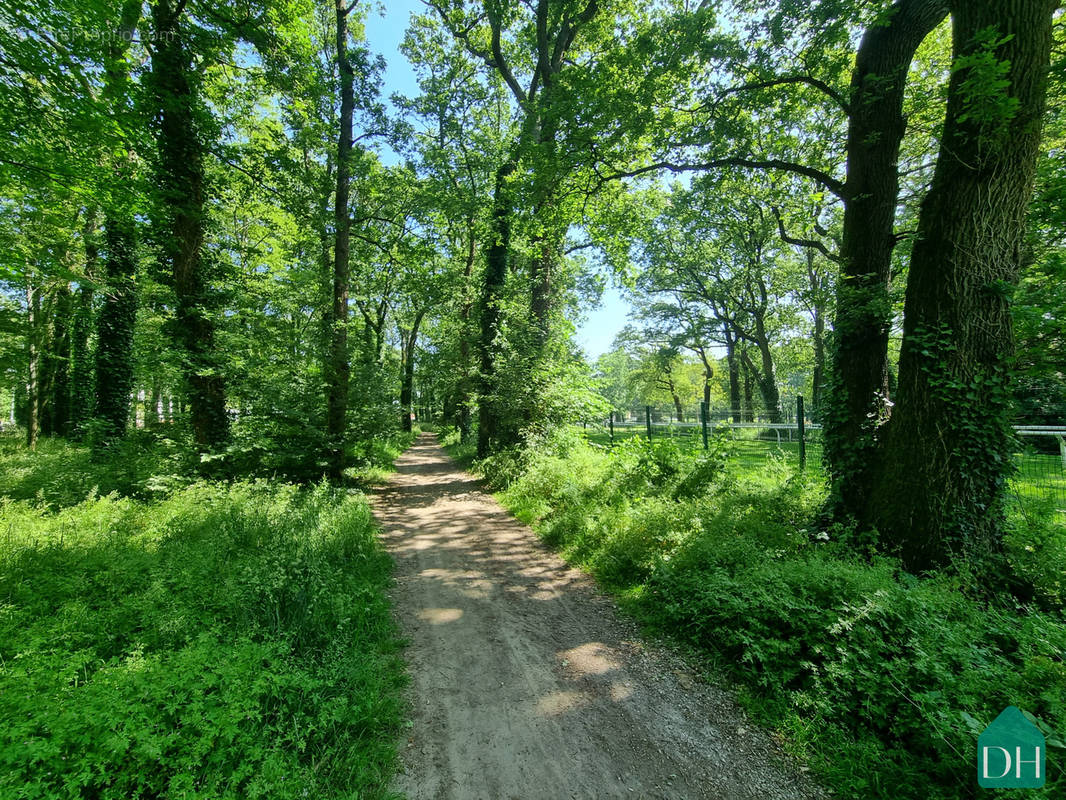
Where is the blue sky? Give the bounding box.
[363,0,632,360]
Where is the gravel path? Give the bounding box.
[371,433,826,800]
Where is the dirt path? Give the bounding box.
[372,433,825,800]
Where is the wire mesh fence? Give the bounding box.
[582,402,1065,526]
[1012,427,1066,524]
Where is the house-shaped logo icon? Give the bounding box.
[978,706,1046,788]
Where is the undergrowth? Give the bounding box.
[0,436,409,799]
[468,425,1066,800]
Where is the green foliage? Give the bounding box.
[489,429,1066,799]
[951,28,1020,148]
[0,479,404,799]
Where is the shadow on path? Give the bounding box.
[372,433,825,800]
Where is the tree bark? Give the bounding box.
[26,283,41,450]
[741,348,755,422]
[477,160,515,458]
[94,215,138,442]
[752,312,782,423]
[400,308,427,433]
[724,326,741,423]
[867,0,1055,572]
[70,216,98,435]
[151,0,228,450]
[325,0,357,480]
[50,284,73,436]
[824,0,949,518]
[458,217,477,441]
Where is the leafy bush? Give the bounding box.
[0,481,405,799]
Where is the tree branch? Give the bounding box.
[771,206,841,263]
[598,157,845,198]
[717,75,850,115]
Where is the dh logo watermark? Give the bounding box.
[978,706,1045,789]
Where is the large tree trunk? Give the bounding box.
[824,0,949,517]
[325,0,356,480]
[151,0,228,450]
[93,215,138,441]
[753,313,782,423]
[477,160,515,458]
[867,0,1054,573]
[38,291,57,438]
[457,216,477,442]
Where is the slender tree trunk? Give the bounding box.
[400,309,427,433]
[807,249,826,420]
[824,0,949,518]
[867,0,1054,573]
[151,0,228,450]
[94,215,138,441]
[812,312,825,421]
[26,283,41,450]
[477,160,515,458]
[71,219,97,435]
[725,327,741,423]
[149,377,162,428]
[324,0,356,480]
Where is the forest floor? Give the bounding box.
[371,433,826,800]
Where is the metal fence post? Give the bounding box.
[609,410,615,447]
[700,401,709,450]
[646,405,652,439]
[797,395,806,471]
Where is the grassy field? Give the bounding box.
[584,423,1066,525]
[445,424,1066,800]
[0,434,408,799]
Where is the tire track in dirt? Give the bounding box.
[372,433,826,800]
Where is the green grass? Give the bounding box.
[586,424,1065,526]
[0,436,407,799]
[472,426,1066,800]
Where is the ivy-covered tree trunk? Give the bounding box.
[38,290,57,438]
[867,0,1054,572]
[70,221,97,435]
[823,0,949,517]
[50,284,73,436]
[457,215,477,443]
[151,0,228,451]
[752,310,782,423]
[477,160,515,458]
[741,349,755,422]
[94,217,138,441]
[325,0,356,481]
